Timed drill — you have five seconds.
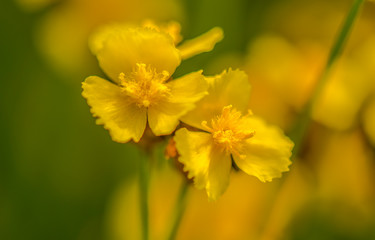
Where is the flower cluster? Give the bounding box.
[175,69,294,200]
[82,21,294,200]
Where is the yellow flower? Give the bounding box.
[82,24,223,143]
[35,0,185,76]
[174,69,294,200]
[245,34,323,128]
[89,20,224,62]
[312,36,375,131]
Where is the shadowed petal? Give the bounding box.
[148,101,189,136]
[174,128,232,200]
[148,71,208,136]
[166,70,208,103]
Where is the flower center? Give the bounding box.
[119,63,171,108]
[202,105,255,158]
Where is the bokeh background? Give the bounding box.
[1,0,375,239]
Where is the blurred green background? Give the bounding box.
[1,0,375,239]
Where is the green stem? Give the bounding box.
[139,151,150,240]
[167,180,190,240]
[289,0,365,156]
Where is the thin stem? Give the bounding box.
[139,150,150,240]
[289,0,365,157]
[167,180,190,240]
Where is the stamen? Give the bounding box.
[118,63,171,108]
[201,121,213,132]
[207,105,255,156]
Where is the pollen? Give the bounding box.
[202,105,255,158]
[119,63,171,108]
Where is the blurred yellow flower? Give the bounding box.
[311,57,373,130]
[174,69,294,200]
[245,33,375,132]
[82,24,224,143]
[259,127,375,240]
[244,34,324,129]
[89,21,224,62]
[36,0,185,77]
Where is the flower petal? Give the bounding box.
[89,23,135,55]
[82,76,147,143]
[233,116,293,182]
[147,71,208,136]
[174,128,232,200]
[166,70,208,103]
[142,20,183,45]
[174,128,211,188]
[178,27,223,60]
[147,101,189,136]
[181,69,251,130]
[92,26,181,83]
[206,146,232,200]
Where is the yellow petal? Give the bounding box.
[174,128,232,200]
[206,146,232,200]
[178,27,223,60]
[147,71,208,136]
[162,21,183,45]
[82,76,147,143]
[174,128,211,188]
[147,101,190,136]
[142,20,183,45]
[93,26,181,83]
[233,116,293,182]
[166,70,208,103]
[181,69,250,130]
[89,23,134,55]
